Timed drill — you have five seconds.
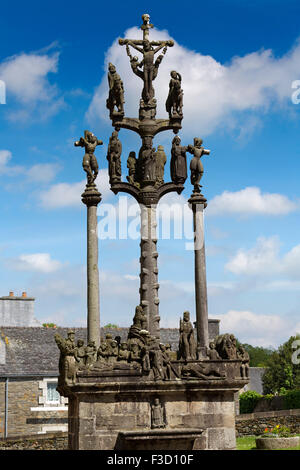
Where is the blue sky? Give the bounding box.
[1,0,300,347]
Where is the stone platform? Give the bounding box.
[58,360,248,450]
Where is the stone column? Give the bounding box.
[189,191,209,359]
[139,202,160,339]
[82,183,102,347]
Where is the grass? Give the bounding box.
[236,435,300,450]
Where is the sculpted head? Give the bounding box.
[108,63,116,74]
[194,137,203,147]
[143,39,151,51]
[183,311,190,321]
[142,13,150,24]
[172,136,181,146]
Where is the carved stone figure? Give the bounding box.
[165,343,177,361]
[166,71,183,118]
[134,305,148,330]
[215,334,238,360]
[129,342,142,364]
[120,15,173,105]
[85,340,97,367]
[151,398,165,428]
[207,341,221,361]
[126,45,144,80]
[181,362,225,380]
[74,339,87,368]
[117,342,130,363]
[155,145,166,187]
[187,138,210,190]
[97,341,110,364]
[55,330,77,385]
[139,136,156,182]
[170,136,188,185]
[159,344,180,380]
[106,63,125,115]
[127,151,137,184]
[237,345,250,378]
[124,39,171,103]
[107,130,122,184]
[178,311,196,360]
[108,340,119,365]
[74,131,103,185]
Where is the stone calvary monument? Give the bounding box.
[55,14,249,450]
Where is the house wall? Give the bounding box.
[0,377,68,437]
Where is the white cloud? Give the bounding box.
[207,187,298,216]
[86,26,300,136]
[0,149,60,184]
[226,236,280,275]
[26,163,60,184]
[7,253,63,273]
[39,180,86,209]
[39,169,112,209]
[226,236,300,279]
[0,150,12,173]
[214,309,300,347]
[0,50,63,121]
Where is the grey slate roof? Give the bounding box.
[0,327,87,377]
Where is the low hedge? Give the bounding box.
[239,390,262,414]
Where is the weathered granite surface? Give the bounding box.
[0,323,219,376]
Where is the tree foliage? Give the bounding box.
[240,343,274,367]
[262,335,300,394]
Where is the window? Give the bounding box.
[36,378,68,408]
[46,382,60,403]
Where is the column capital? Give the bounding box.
[188,185,207,208]
[81,184,102,207]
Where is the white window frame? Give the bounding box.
[34,378,68,409]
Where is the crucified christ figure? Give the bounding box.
[119,14,173,103]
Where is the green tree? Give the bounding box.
[240,343,274,367]
[262,335,300,394]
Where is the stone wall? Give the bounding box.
[0,377,68,437]
[240,367,266,395]
[235,409,300,436]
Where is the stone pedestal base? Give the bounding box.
[59,370,247,450]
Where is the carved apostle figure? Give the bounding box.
[166,71,183,118]
[85,340,97,367]
[55,330,77,385]
[74,131,103,185]
[170,136,188,185]
[107,130,122,184]
[178,311,196,360]
[187,138,210,189]
[117,342,130,363]
[139,136,156,182]
[151,398,165,428]
[127,151,137,185]
[237,345,250,379]
[106,63,125,115]
[74,339,87,368]
[155,145,167,187]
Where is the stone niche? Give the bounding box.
[60,362,246,450]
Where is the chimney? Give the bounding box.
[9,291,14,297]
[22,292,27,298]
